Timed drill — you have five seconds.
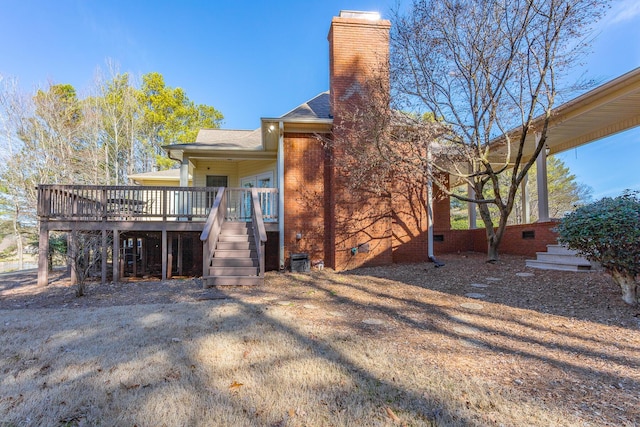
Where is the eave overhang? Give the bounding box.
[488,66,640,164]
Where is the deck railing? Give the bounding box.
[224,187,278,222]
[37,185,279,222]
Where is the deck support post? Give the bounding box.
[69,230,77,285]
[168,234,173,279]
[101,228,108,284]
[161,228,167,280]
[132,236,138,277]
[37,221,49,287]
[141,237,147,276]
[113,229,120,282]
[177,234,183,276]
[203,241,210,277]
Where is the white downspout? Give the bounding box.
[278,121,285,270]
[427,144,434,259]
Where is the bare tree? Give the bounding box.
[325,72,445,260]
[0,75,34,269]
[389,0,608,260]
[68,230,109,297]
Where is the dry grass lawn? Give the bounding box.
[0,253,639,426]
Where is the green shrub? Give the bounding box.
[557,191,640,305]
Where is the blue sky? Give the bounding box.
[0,0,638,199]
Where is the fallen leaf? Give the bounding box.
[385,406,401,423]
[288,408,296,418]
[229,381,244,390]
[120,382,140,390]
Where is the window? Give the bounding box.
[206,175,228,187]
[206,175,228,208]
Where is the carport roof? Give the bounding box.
[490,66,640,162]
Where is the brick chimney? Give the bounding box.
[328,10,391,119]
[324,11,392,271]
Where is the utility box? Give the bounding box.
[290,253,310,272]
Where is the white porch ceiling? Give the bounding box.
[490,67,640,163]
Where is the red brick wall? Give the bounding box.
[433,230,477,254]
[433,175,451,232]
[391,181,429,263]
[433,221,559,257]
[492,221,559,256]
[283,133,326,267]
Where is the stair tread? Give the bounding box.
[525,259,592,271]
[203,275,263,287]
[203,221,262,285]
[209,266,259,274]
[534,254,592,265]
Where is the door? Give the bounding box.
[206,175,228,211]
[240,172,273,220]
[240,177,256,220]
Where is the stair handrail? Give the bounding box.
[200,187,226,275]
[250,188,267,277]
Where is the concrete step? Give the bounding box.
[546,244,579,255]
[216,241,254,251]
[213,249,256,258]
[525,259,592,272]
[210,258,257,267]
[204,275,263,287]
[535,252,592,266]
[209,266,259,276]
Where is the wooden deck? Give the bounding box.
[38,185,278,225]
[36,185,278,286]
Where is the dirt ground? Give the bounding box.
[1,252,639,425]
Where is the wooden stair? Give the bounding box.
[526,244,601,272]
[203,221,262,286]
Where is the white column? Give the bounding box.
[179,156,190,219]
[179,156,189,187]
[277,121,285,270]
[521,173,531,224]
[535,133,550,222]
[467,183,477,229]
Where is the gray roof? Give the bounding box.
[194,128,262,149]
[129,169,180,179]
[162,93,331,154]
[164,128,263,151]
[280,92,331,120]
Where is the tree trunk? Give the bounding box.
[12,205,23,270]
[478,201,500,261]
[611,270,638,306]
[487,239,499,262]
